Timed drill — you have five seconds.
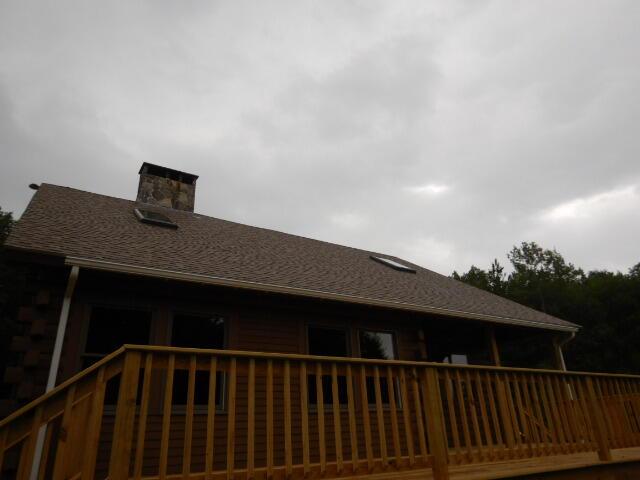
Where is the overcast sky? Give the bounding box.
[1,1,639,275]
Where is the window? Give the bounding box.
[425,321,493,366]
[360,330,398,405]
[82,306,151,368]
[170,313,225,406]
[307,326,349,405]
[171,313,225,349]
[134,207,178,229]
[82,306,152,404]
[370,256,416,273]
[359,330,396,360]
[308,326,349,358]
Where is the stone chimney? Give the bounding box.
[136,163,199,212]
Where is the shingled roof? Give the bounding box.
[6,184,578,332]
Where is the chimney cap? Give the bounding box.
[139,162,199,185]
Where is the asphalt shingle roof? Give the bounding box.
[6,184,578,331]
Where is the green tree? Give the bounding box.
[452,242,640,374]
[0,207,16,399]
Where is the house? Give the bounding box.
[0,164,638,480]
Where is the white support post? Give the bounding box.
[29,265,80,480]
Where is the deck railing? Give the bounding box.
[1,346,640,480]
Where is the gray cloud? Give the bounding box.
[1,0,639,275]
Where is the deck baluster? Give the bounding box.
[423,367,450,480]
[108,351,142,480]
[133,354,153,480]
[205,357,218,480]
[385,366,401,467]
[284,360,293,479]
[331,363,344,474]
[299,362,311,476]
[247,359,256,479]
[316,362,327,475]
[359,364,374,472]
[345,364,359,473]
[226,357,238,480]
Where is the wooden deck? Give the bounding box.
[1,346,640,480]
[344,447,640,479]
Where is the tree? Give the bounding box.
[0,207,16,399]
[452,242,640,374]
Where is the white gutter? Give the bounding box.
[64,256,579,333]
[30,265,79,480]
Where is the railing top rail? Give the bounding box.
[0,347,126,428]
[123,345,640,380]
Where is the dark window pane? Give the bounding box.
[308,374,348,405]
[425,322,493,366]
[172,370,224,407]
[359,331,396,360]
[365,376,393,404]
[170,313,226,406]
[85,307,151,355]
[308,327,348,357]
[171,313,225,349]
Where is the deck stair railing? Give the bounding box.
[1,346,640,480]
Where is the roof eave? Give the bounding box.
[64,255,580,333]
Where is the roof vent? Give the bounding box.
[370,256,416,273]
[136,162,199,212]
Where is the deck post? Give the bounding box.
[423,367,450,480]
[108,350,142,480]
[488,327,501,367]
[584,377,613,461]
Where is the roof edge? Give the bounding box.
[65,256,580,333]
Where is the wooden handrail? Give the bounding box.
[0,347,125,429]
[1,345,639,480]
[122,345,640,379]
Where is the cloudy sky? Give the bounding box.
[1,1,639,275]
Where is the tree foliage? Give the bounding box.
[452,242,640,374]
[0,207,16,397]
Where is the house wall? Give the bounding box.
[60,268,428,378]
[1,262,561,419]
[61,268,430,477]
[0,262,568,477]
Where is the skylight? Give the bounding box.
[370,256,416,273]
[134,208,178,229]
